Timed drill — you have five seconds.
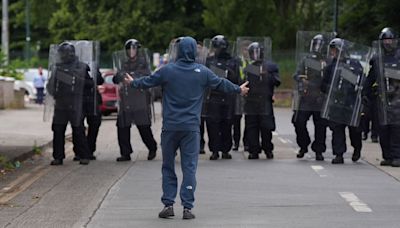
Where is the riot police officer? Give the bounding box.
[204,35,240,160]
[321,38,364,164]
[292,34,328,161]
[363,27,400,167]
[243,42,280,159]
[46,42,92,165]
[113,39,158,161]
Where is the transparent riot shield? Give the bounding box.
[321,39,372,126]
[167,37,183,63]
[112,48,153,127]
[43,43,87,126]
[374,39,400,125]
[43,44,58,122]
[293,31,335,112]
[235,36,273,115]
[202,38,238,119]
[67,40,100,115]
[195,40,208,65]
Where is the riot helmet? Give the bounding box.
[58,42,76,63]
[328,38,345,58]
[125,39,141,59]
[247,42,264,61]
[379,27,398,53]
[211,35,229,57]
[310,34,325,53]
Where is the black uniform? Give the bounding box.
[292,53,328,159]
[113,57,157,160]
[205,52,240,159]
[47,52,92,165]
[363,52,400,166]
[244,60,280,159]
[322,56,363,163]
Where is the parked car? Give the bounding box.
[99,71,118,116]
[14,68,48,101]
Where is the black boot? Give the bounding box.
[296,149,307,158]
[79,159,90,165]
[391,159,400,167]
[315,152,324,161]
[50,159,63,166]
[332,155,344,164]
[265,151,274,159]
[148,150,156,160]
[210,152,219,160]
[352,149,361,162]
[221,152,232,159]
[116,155,131,162]
[380,159,393,166]
[248,153,259,159]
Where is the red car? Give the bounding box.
[99,71,118,116]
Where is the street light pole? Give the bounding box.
[25,0,31,62]
[2,0,9,65]
[334,0,339,35]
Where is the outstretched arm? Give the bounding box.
[125,69,164,89]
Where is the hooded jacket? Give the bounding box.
[131,36,241,131]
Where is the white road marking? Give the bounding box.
[311,165,328,177]
[278,137,288,144]
[339,192,372,213]
[286,139,293,144]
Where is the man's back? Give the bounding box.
[131,37,241,131]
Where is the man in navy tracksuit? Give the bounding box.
[125,36,249,219]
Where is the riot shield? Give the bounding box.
[43,43,88,126]
[293,31,335,112]
[167,37,183,63]
[202,38,238,119]
[67,40,100,115]
[235,36,273,115]
[321,39,372,126]
[195,40,208,65]
[374,39,400,125]
[43,44,58,122]
[112,48,153,126]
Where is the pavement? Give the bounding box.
[0,103,72,165]
[1,103,400,227]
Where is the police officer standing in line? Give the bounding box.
[292,34,329,161]
[363,27,400,167]
[204,35,240,160]
[113,39,158,161]
[242,41,281,159]
[46,42,92,165]
[321,38,364,164]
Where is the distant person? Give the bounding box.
[33,67,46,104]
